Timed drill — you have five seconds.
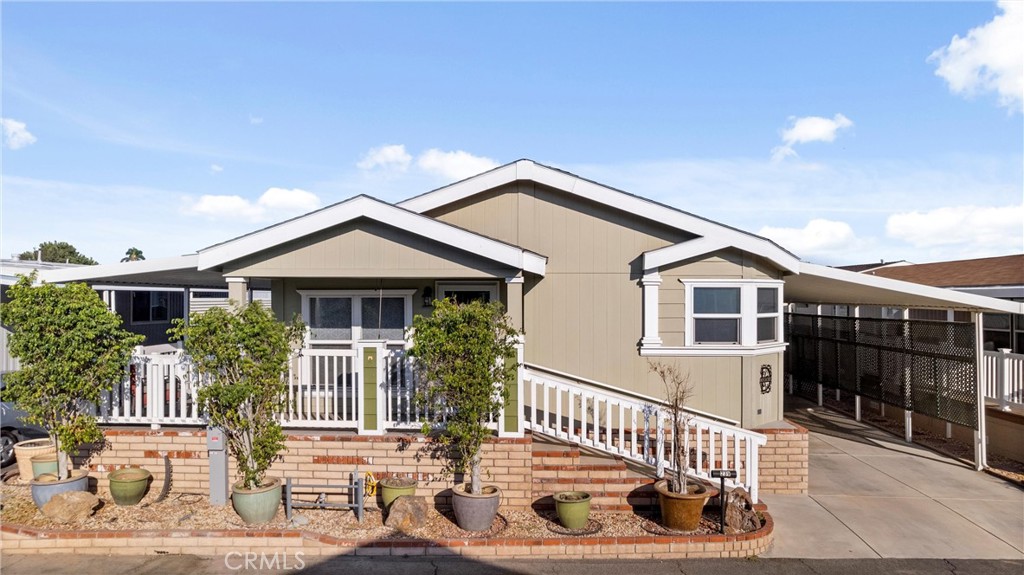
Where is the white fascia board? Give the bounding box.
[400,160,800,274]
[37,255,201,285]
[198,195,546,276]
[799,263,1024,314]
[643,238,731,270]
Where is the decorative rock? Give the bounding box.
[40,491,100,524]
[384,495,429,532]
[290,513,310,526]
[724,488,760,532]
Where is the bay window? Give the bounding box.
[684,281,783,348]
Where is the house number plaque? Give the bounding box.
[759,365,772,394]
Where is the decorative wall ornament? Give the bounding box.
[759,365,772,395]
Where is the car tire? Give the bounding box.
[0,430,17,468]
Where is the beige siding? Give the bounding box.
[222,220,515,279]
[428,182,785,424]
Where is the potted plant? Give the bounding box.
[379,475,417,510]
[169,302,303,524]
[553,490,592,530]
[108,467,152,506]
[1,273,143,508]
[648,361,718,532]
[409,298,520,532]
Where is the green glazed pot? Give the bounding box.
[108,467,152,506]
[379,477,417,510]
[553,491,592,530]
[30,454,59,479]
[232,478,282,524]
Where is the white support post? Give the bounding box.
[853,305,861,419]
[640,270,663,347]
[904,409,913,443]
[946,422,952,439]
[998,348,1012,411]
[855,395,862,422]
[972,312,987,471]
[817,384,823,407]
[226,277,250,306]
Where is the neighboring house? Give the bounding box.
[36,160,1024,432]
[858,255,1024,353]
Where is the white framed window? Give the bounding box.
[436,282,499,304]
[299,290,415,344]
[684,280,784,348]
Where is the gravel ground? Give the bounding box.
[0,481,748,540]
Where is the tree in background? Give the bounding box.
[121,247,145,262]
[18,241,98,265]
[2,273,143,479]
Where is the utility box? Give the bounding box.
[207,427,228,506]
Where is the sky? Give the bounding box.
[1,1,1021,267]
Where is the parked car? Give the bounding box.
[0,372,48,468]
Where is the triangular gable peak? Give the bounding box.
[196,195,547,276]
[398,160,801,274]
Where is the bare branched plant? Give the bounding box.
[648,360,695,493]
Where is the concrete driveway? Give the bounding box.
[762,397,1024,559]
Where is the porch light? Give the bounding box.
[422,286,434,307]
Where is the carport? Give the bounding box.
[782,262,1024,470]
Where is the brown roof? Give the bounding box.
[866,254,1024,288]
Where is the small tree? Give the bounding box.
[2,273,143,479]
[121,247,145,262]
[649,361,695,493]
[409,298,520,495]
[169,302,303,490]
[18,241,98,265]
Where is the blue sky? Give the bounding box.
[2,2,1021,266]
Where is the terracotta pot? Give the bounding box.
[654,479,718,532]
[13,438,55,481]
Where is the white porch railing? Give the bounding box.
[380,347,505,431]
[983,349,1024,411]
[285,348,360,428]
[98,351,204,425]
[522,366,768,503]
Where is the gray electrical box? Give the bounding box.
[207,426,228,506]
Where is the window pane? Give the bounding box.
[442,290,491,303]
[757,317,777,342]
[757,288,778,314]
[695,318,739,343]
[983,314,1011,330]
[311,297,352,340]
[151,292,169,322]
[983,330,1012,351]
[362,297,406,340]
[132,292,151,323]
[693,288,740,314]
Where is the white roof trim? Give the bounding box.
[37,255,201,284]
[197,195,547,276]
[399,160,800,273]
[795,263,1024,314]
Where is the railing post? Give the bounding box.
[356,342,385,435]
[998,348,1011,411]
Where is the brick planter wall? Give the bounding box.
[73,429,532,510]
[752,421,809,495]
[531,446,657,512]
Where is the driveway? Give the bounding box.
[762,396,1024,559]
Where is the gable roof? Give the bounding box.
[196,195,547,276]
[398,159,801,273]
[836,260,910,273]
[864,254,1024,288]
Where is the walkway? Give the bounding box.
[762,396,1024,559]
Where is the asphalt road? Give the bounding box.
[2,555,1023,575]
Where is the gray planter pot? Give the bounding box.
[451,483,501,532]
[232,478,282,524]
[30,469,90,509]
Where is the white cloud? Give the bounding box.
[210,164,224,174]
[886,204,1024,255]
[249,115,264,125]
[758,219,860,259]
[416,149,498,181]
[771,113,853,161]
[929,0,1023,113]
[357,144,412,172]
[257,187,321,213]
[184,187,321,222]
[1,117,38,150]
